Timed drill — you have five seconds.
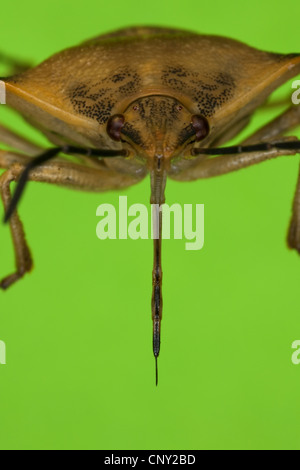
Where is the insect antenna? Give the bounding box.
[150,154,167,386]
[191,139,300,156]
[3,145,128,223]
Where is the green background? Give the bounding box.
[0,0,300,450]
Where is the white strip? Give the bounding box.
[0,80,6,104]
[0,340,6,364]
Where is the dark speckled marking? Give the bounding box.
[175,124,197,148]
[161,66,236,117]
[134,96,184,129]
[122,122,145,148]
[121,95,196,149]
[110,72,128,83]
[68,67,141,124]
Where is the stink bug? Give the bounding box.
[1,26,300,384]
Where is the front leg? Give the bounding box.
[0,123,43,155]
[243,105,300,145]
[243,104,300,253]
[171,104,300,256]
[172,104,300,181]
[0,167,33,289]
[287,163,300,253]
[0,149,144,289]
[171,136,298,180]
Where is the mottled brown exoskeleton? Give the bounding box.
[1,26,300,384]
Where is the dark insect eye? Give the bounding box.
[191,115,209,141]
[107,114,125,141]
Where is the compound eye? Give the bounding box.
[191,115,210,141]
[107,114,125,141]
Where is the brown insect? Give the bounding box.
[1,26,300,384]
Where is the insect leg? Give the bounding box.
[0,125,107,168]
[2,146,130,222]
[173,137,298,181]
[8,154,141,191]
[171,138,300,257]
[0,151,144,289]
[0,123,43,155]
[0,166,33,289]
[287,163,300,252]
[242,105,300,145]
[260,95,293,110]
[0,148,32,169]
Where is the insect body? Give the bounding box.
[1,26,300,384]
